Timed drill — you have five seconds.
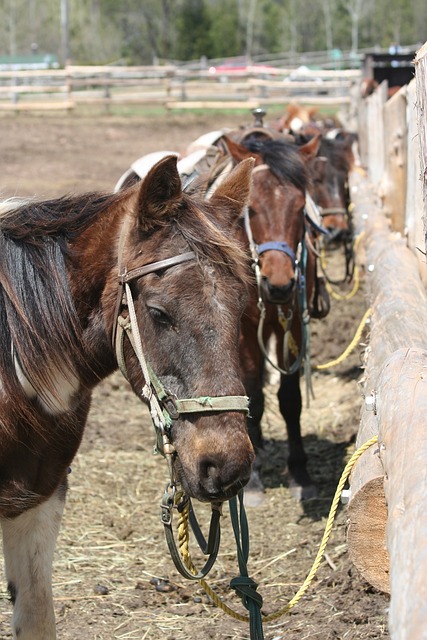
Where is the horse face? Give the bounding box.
[311,159,349,239]
[115,157,255,502]
[251,168,305,305]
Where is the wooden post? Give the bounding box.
[346,170,427,594]
[379,347,427,639]
[357,81,387,187]
[406,79,427,285]
[414,43,427,268]
[379,86,407,233]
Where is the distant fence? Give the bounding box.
[0,64,360,113]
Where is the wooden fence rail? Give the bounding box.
[347,40,427,639]
[0,65,359,112]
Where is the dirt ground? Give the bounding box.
[0,110,389,639]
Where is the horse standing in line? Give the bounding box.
[220,130,327,505]
[294,130,357,283]
[0,155,256,639]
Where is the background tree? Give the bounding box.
[174,0,213,61]
[0,0,425,65]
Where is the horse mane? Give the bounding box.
[0,191,126,424]
[240,135,309,193]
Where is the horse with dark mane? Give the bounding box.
[0,155,255,639]
[220,129,327,504]
[307,135,353,238]
[289,126,357,283]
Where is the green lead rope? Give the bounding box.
[229,491,264,640]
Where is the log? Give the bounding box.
[378,348,427,639]
[346,170,427,593]
[358,81,388,186]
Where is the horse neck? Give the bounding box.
[68,196,131,381]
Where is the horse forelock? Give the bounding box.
[319,139,351,174]
[242,136,308,193]
[175,195,250,286]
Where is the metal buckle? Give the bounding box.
[162,394,180,420]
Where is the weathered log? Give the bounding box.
[357,81,387,187]
[379,347,427,639]
[346,170,427,594]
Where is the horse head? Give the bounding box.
[223,133,319,307]
[108,155,255,502]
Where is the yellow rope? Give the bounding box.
[175,435,379,625]
[314,307,371,370]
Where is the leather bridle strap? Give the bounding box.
[113,242,249,433]
[120,251,196,283]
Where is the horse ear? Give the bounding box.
[222,135,259,164]
[298,133,322,161]
[136,155,182,230]
[210,157,254,222]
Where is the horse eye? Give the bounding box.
[148,305,172,326]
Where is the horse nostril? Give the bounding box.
[199,457,222,493]
[199,456,250,497]
[264,278,295,303]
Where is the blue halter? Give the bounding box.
[256,240,296,265]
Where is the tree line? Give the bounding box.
[0,0,425,66]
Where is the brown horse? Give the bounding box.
[0,155,255,639]
[294,130,357,283]
[219,128,327,505]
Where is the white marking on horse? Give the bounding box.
[1,488,65,639]
[13,345,80,415]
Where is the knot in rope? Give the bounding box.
[230,576,263,609]
[230,576,264,640]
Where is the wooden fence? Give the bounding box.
[347,41,427,639]
[0,64,359,113]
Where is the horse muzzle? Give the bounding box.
[171,416,254,502]
[261,276,296,305]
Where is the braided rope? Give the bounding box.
[314,307,371,370]
[175,436,379,625]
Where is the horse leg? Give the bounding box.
[1,482,66,640]
[278,372,317,500]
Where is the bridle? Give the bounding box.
[112,218,249,469]
[244,164,311,378]
[111,222,252,581]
